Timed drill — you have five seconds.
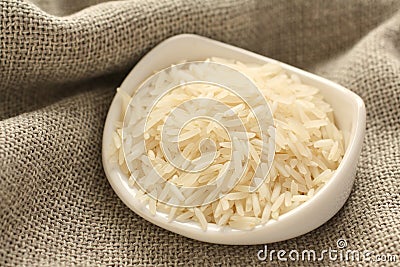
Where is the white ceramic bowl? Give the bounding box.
[102,34,366,245]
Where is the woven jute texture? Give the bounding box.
[1,0,399,266]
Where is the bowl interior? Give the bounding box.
[102,34,365,244]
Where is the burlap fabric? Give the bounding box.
[1,0,399,266]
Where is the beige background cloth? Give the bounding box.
[1,0,399,266]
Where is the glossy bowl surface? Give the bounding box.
[102,34,366,245]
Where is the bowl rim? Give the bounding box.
[102,33,366,244]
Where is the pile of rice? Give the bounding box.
[108,57,344,231]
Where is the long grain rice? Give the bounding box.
[108,57,344,231]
